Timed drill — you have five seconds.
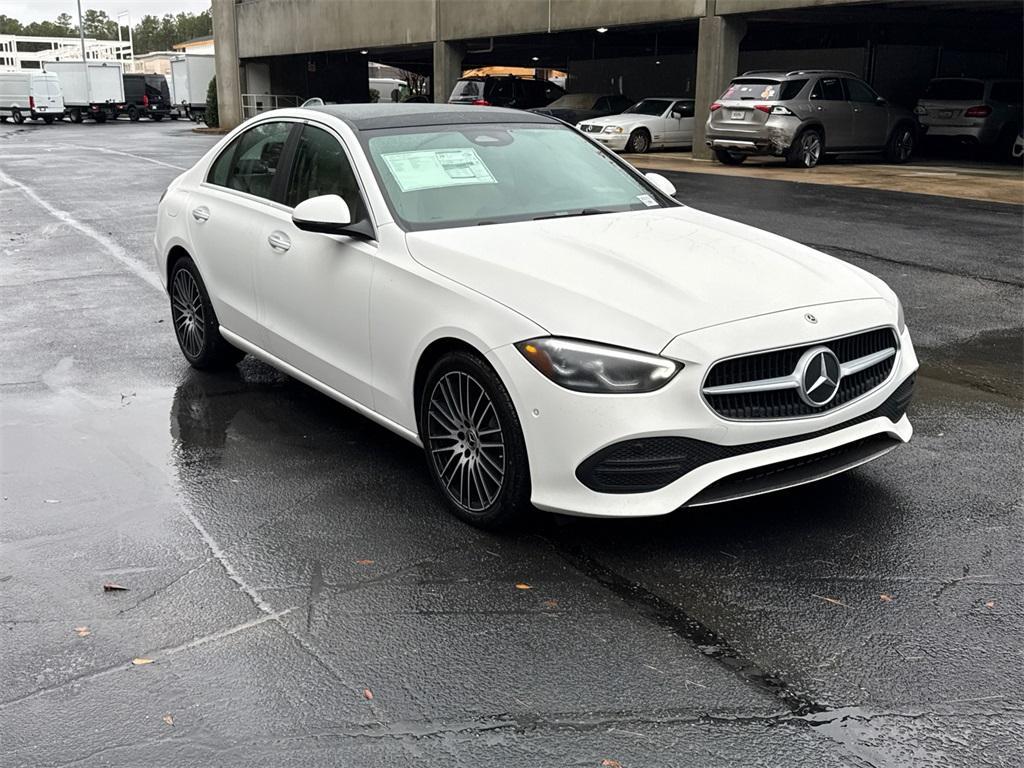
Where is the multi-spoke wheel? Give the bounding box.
[786,129,823,168]
[420,351,530,528]
[168,256,245,370]
[886,124,915,164]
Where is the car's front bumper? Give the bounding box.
[487,299,918,518]
[586,132,629,151]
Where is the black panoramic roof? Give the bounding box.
[309,103,558,131]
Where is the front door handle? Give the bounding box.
[191,206,210,222]
[267,231,291,252]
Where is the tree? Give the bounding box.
[55,13,74,35]
[0,15,24,35]
[82,9,117,39]
[205,75,218,128]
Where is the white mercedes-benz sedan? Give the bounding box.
[154,104,917,528]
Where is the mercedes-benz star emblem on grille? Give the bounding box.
[797,346,842,406]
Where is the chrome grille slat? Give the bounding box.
[702,328,899,420]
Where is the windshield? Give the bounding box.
[364,124,670,231]
[624,99,670,116]
[547,93,599,109]
[450,79,483,100]
[923,79,984,101]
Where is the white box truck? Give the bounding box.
[43,60,125,123]
[170,55,216,122]
[0,71,65,124]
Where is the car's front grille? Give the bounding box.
[703,327,899,420]
[579,124,602,133]
[575,374,914,494]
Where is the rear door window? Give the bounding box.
[844,79,878,103]
[923,79,984,101]
[450,79,482,100]
[990,81,1022,103]
[207,121,292,201]
[671,100,695,117]
[811,78,845,101]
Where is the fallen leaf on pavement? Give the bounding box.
[542,599,559,609]
[515,583,532,590]
[103,582,129,592]
[355,559,374,565]
[162,714,174,726]
[74,626,90,637]
[812,594,849,608]
[985,600,996,608]
[363,688,373,700]
[601,760,623,768]
[132,657,155,666]
[880,593,894,602]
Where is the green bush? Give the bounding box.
[205,75,218,127]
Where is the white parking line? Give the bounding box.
[0,166,164,293]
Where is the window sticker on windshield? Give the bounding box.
[637,194,658,207]
[380,148,497,192]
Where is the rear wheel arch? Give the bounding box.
[166,245,192,288]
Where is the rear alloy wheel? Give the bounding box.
[169,256,245,370]
[70,109,83,123]
[11,109,24,125]
[714,148,747,165]
[886,125,915,164]
[420,351,531,529]
[128,106,140,122]
[786,129,823,168]
[626,129,650,154]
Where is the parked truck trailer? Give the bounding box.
[169,55,215,122]
[43,60,125,123]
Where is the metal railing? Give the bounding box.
[241,93,300,119]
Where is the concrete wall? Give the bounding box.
[235,0,437,58]
[738,47,867,77]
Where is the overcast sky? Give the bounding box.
[3,1,212,23]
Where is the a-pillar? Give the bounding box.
[211,0,243,130]
[432,41,465,103]
[692,8,747,160]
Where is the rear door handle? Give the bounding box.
[267,231,291,252]
[191,206,210,222]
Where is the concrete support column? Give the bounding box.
[211,0,243,130]
[432,41,464,103]
[692,12,746,160]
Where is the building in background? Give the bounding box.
[173,35,215,56]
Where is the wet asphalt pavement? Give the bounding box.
[1,120,1021,767]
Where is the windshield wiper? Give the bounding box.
[532,208,612,221]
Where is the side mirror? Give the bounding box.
[671,109,684,118]
[644,172,676,197]
[292,194,353,234]
[875,96,887,105]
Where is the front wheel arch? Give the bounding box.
[413,337,488,435]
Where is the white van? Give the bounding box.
[369,77,407,103]
[0,71,65,124]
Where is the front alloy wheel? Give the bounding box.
[420,351,530,528]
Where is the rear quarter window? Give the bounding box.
[989,81,1022,104]
[779,79,809,100]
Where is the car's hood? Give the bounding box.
[578,113,649,128]
[405,207,886,353]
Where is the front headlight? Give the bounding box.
[896,298,906,334]
[604,126,625,134]
[516,338,681,394]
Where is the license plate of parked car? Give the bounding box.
[731,110,745,119]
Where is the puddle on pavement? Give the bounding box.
[916,328,1023,405]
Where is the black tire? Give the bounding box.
[152,114,164,122]
[885,123,915,164]
[43,115,55,124]
[993,124,1018,161]
[92,112,107,123]
[0,116,7,123]
[128,106,140,122]
[170,113,179,120]
[70,109,83,123]
[168,256,246,370]
[625,129,651,154]
[419,350,531,529]
[11,109,24,125]
[714,148,746,165]
[786,128,824,168]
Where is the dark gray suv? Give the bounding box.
[705,70,918,168]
